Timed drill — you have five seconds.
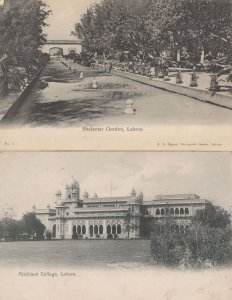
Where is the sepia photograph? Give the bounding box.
[0,0,232,128]
[0,151,232,300]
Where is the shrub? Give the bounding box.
[150,225,232,269]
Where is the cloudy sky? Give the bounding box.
[44,0,100,40]
[0,152,231,218]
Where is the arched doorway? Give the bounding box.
[82,225,86,235]
[72,225,77,239]
[89,225,93,237]
[52,224,56,238]
[94,225,98,235]
[77,225,81,235]
[107,225,111,235]
[117,224,121,234]
[49,47,63,56]
[99,225,103,234]
[112,225,116,235]
[68,48,76,58]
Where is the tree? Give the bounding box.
[0,0,51,90]
[45,230,52,240]
[22,213,45,240]
[123,209,137,238]
[150,223,232,268]
[0,217,23,241]
[150,205,232,268]
[73,0,232,64]
[193,205,231,229]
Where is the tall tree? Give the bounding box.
[22,212,45,240]
[0,0,51,89]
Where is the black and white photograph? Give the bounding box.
[1,151,232,268]
[0,0,232,128]
[0,152,231,300]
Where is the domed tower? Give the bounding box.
[66,177,80,202]
[131,187,137,198]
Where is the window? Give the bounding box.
[112,225,116,234]
[161,208,165,215]
[99,225,103,234]
[117,224,121,234]
[180,208,184,215]
[170,208,174,215]
[69,195,71,199]
[185,208,189,215]
[156,209,160,215]
[175,208,179,215]
[82,225,86,235]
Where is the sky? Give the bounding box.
[43,0,101,40]
[0,152,231,218]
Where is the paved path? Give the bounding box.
[8,58,232,127]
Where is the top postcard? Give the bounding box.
[0,0,232,146]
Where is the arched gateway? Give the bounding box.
[42,40,82,56]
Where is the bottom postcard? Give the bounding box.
[0,152,231,300]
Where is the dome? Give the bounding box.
[83,191,89,198]
[67,177,79,189]
[56,199,64,206]
[55,190,62,196]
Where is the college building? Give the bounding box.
[34,178,213,239]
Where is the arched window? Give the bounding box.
[117,224,121,234]
[156,209,160,215]
[107,225,111,234]
[185,225,189,233]
[175,208,179,215]
[77,225,81,234]
[52,224,56,238]
[82,225,86,235]
[165,208,169,214]
[94,225,98,235]
[185,208,189,215]
[112,225,116,235]
[69,195,71,199]
[180,208,184,215]
[99,225,103,234]
[161,208,165,215]
[170,208,174,215]
[89,225,93,237]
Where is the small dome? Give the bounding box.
[93,193,98,198]
[139,192,143,197]
[56,199,64,206]
[83,191,89,198]
[55,190,62,196]
[67,177,79,189]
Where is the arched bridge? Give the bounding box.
[42,40,82,56]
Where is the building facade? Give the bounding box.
[35,178,212,239]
